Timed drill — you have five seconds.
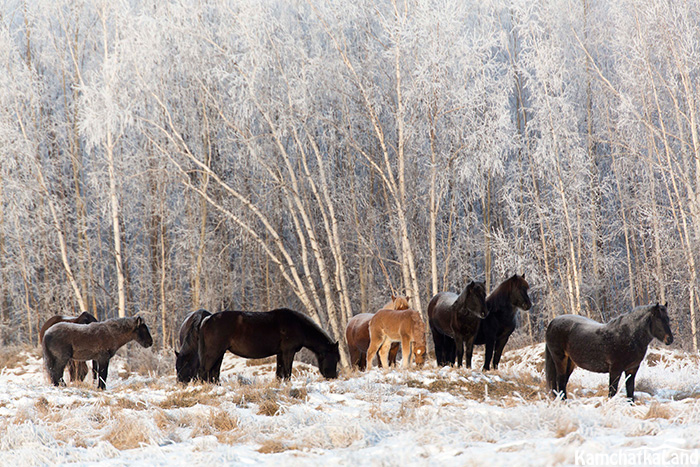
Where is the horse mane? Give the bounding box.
[282,308,334,344]
[180,310,210,350]
[607,304,655,327]
[409,310,426,345]
[101,316,139,333]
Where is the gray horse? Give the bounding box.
[43,316,153,389]
[545,303,673,401]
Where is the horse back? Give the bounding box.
[40,312,98,343]
[546,315,611,373]
[427,292,459,333]
[346,313,373,351]
[371,309,424,343]
[201,309,312,359]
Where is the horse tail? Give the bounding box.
[545,343,556,393]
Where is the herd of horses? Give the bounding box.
[39,273,675,401]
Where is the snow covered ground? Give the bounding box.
[1,343,699,466]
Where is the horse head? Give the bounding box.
[465,281,488,318]
[134,316,154,348]
[650,303,673,345]
[391,295,410,310]
[175,349,199,383]
[318,341,340,379]
[413,344,427,367]
[510,274,532,311]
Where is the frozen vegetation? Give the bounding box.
[1,343,699,465]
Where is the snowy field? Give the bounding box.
[1,343,699,466]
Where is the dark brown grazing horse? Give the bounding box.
[428,281,487,367]
[175,309,212,383]
[473,274,532,371]
[545,303,673,401]
[39,312,98,383]
[43,316,153,389]
[198,308,340,382]
[346,296,409,370]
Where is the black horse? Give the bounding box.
[198,308,340,382]
[545,303,673,401]
[473,274,532,371]
[175,309,212,383]
[428,281,487,367]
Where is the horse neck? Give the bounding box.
[410,312,426,345]
[452,288,471,315]
[608,308,654,347]
[299,319,332,355]
[486,288,515,319]
[108,319,138,348]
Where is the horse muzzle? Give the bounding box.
[664,335,673,345]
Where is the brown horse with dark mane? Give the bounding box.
[428,281,487,367]
[473,274,532,371]
[39,312,98,383]
[175,309,212,383]
[43,316,153,389]
[198,308,340,382]
[366,308,426,369]
[545,303,673,401]
[346,295,409,370]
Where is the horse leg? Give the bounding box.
[445,336,456,366]
[492,335,510,370]
[96,358,110,390]
[91,360,99,383]
[455,336,464,368]
[349,345,360,369]
[482,338,495,371]
[278,351,295,380]
[400,336,412,368]
[624,366,639,401]
[388,343,400,367]
[464,336,476,369]
[608,370,622,398]
[366,334,384,370]
[430,324,445,366]
[359,352,367,371]
[378,341,393,368]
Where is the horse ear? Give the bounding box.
[174,350,179,358]
[521,273,525,280]
[135,316,143,326]
[664,302,668,308]
[391,294,396,301]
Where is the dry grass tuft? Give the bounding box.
[257,399,280,416]
[257,438,291,454]
[554,417,579,438]
[122,347,171,377]
[102,413,153,450]
[643,402,673,420]
[211,408,239,431]
[159,387,214,409]
[245,356,276,367]
[0,345,28,369]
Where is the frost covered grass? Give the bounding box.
[0,343,699,465]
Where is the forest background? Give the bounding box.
[1,0,699,366]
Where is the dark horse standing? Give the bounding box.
[428,281,488,367]
[43,316,153,389]
[175,309,212,383]
[198,308,340,382]
[545,303,673,401]
[40,311,98,383]
[473,274,532,371]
